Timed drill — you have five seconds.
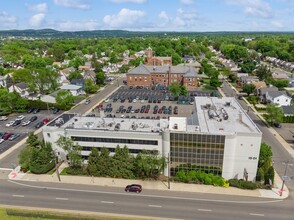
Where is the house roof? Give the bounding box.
[128,64,200,77]
[15,82,28,90]
[60,84,82,90]
[71,79,85,84]
[259,86,279,95]
[281,106,294,115]
[267,91,290,99]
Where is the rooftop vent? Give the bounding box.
[173,123,178,130]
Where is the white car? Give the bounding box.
[0,139,5,144]
[22,121,31,126]
[16,115,25,121]
[0,116,8,121]
[133,99,137,103]
[105,99,110,103]
[6,121,15,127]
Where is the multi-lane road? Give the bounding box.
[0,179,293,220]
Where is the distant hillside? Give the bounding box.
[0,29,292,38]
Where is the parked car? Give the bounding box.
[22,121,31,126]
[16,115,25,121]
[8,133,20,141]
[125,184,142,193]
[273,123,282,128]
[27,108,34,113]
[29,116,38,122]
[0,133,7,139]
[42,118,50,124]
[0,139,4,144]
[35,121,44,128]
[2,133,13,140]
[33,108,40,114]
[85,99,91,105]
[0,116,8,121]
[12,120,21,126]
[105,99,110,103]
[6,121,15,127]
[53,108,60,114]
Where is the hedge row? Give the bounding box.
[175,170,229,187]
[228,179,258,190]
[283,116,294,123]
[30,161,55,174]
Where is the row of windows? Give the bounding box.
[82,146,158,154]
[170,133,225,144]
[170,142,225,149]
[71,136,158,146]
[171,158,223,165]
[171,153,224,159]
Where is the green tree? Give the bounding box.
[172,53,182,65]
[96,147,112,176]
[26,132,40,147]
[87,148,99,176]
[270,79,289,89]
[242,84,256,96]
[210,71,221,88]
[168,82,181,97]
[111,145,134,179]
[265,104,284,125]
[96,72,106,85]
[84,79,99,94]
[256,167,265,182]
[69,57,84,69]
[55,90,74,109]
[255,65,272,82]
[258,143,273,168]
[267,166,275,185]
[68,71,83,81]
[18,145,32,171]
[180,85,188,96]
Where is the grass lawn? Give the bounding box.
[1,207,154,220]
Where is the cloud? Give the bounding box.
[158,8,200,30]
[53,0,90,10]
[109,0,146,3]
[0,11,17,28]
[26,3,48,13]
[226,0,272,18]
[180,0,194,4]
[29,13,45,27]
[103,8,145,28]
[57,20,99,31]
[271,20,284,28]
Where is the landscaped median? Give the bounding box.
[1,207,167,220]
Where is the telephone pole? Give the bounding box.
[280,160,293,196]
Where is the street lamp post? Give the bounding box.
[280,160,293,196]
[53,150,61,182]
[167,153,170,190]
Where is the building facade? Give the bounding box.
[43,97,262,181]
[127,64,203,91]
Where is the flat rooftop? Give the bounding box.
[192,97,261,134]
[60,116,169,133]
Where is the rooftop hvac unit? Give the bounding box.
[173,123,178,130]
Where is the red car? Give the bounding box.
[42,118,50,124]
[3,133,13,140]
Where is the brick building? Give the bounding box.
[127,64,205,91]
[145,47,172,66]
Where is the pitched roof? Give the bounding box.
[60,84,82,90]
[281,106,294,115]
[15,82,28,90]
[267,91,290,98]
[259,86,278,95]
[128,64,199,76]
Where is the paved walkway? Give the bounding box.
[9,162,289,200]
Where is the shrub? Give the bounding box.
[228,179,258,190]
[30,161,55,174]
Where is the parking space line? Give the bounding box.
[198,209,212,212]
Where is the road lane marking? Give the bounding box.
[56,198,68,200]
[250,213,265,217]
[198,209,212,212]
[101,201,114,204]
[0,168,13,171]
[8,180,283,205]
[148,205,162,208]
[12,195,24,198]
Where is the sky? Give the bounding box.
[0,0,293,32]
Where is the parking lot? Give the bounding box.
[0,109,61,154]
[88,86,204,119]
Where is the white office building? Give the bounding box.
[43,97,262,181]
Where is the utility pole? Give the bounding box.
[280,160,293,196]
[167,153,170,189]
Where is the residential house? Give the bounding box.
[53,62,62,67]
[257,86,279,102]
[60,84,84,96]
[251,81,267,90]
[281,106,294,116]
[237,73,249,79]
[265,91,292,107]
[0,75,8,87]
[272,71,289,80]
[82,70,96,83]
[239,76,259,85]
[78,65,91,71]
[70,79,85,88]
[127,64,206,91]
[285,78,294,88]
[8,82,30,98]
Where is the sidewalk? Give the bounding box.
[9,163,289,200]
